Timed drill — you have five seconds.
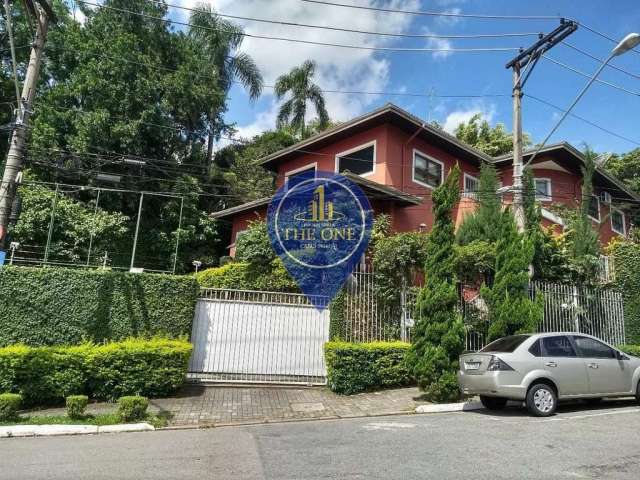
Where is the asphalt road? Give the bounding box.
[2,399,640,480]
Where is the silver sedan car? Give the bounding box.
[458,333,640,416]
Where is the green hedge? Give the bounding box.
[619,345,640,357]
[0,266,199,346]
[0,338,192,406]
[196,259,298,292]
[610,242,640,344]
[324,341,413,395]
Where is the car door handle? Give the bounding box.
[588,363,599,369]
[545,362,557,367]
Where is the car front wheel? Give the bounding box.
[635,381,640,404]
[526,383,557,417]
[480,395,508,410]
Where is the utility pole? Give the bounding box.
[0,1,56,247]
[506,20,577,232]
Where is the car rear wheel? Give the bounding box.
[526,383,557,417]
[480,396,508,410]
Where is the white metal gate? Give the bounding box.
[188,289,330,385]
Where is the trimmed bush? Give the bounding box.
[196,259,298,292]
[610,242,640,344]
[66,395,89,419]
[324,341,412,395]
[118,396,149,422]
[0,338,192,406]
[0,266,199,346]
[619,345,640,357]
[0,393,22,420]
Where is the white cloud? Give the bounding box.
[442,103,497,133]
[176,0,420,135]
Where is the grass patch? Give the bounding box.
[0,413,169,428]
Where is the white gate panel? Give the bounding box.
[188,289,330,385]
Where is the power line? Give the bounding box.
[542,55,640,97]
[76,1,521,53]
[562,41,640,81]
[577,22,640,57]
[298,0,564,21]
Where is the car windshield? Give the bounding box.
[480,335,530,353]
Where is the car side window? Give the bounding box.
[542,336,577,357]
[528,339,541,357]
[573,336,616,359]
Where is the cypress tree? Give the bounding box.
[406,165,465,402]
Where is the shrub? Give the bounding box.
[0,266,199,346]
[618,345,640,357]
[0,338,192,406]
[0,393,22,421]
[610,242,640,344]
[196,259,298,292]
[324,341,412,395]
[118,396,149,422]
[66,395,89,419]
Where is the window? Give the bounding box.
[542,336,576,357]
[534,178,552,202]
[480,335,530,353]
[463,173,479,198]
[336,143,375,176]
[413,151,443,189]
[588,195,600,222]
[285,164,316,188]
[528,339,542,357]
[611,208,626,235]
[572,336,615,359]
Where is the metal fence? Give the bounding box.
[188,288,330,385]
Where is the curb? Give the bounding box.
[0,422,154,439]
[415,401,484,414]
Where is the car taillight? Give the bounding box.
[487,356,514,371]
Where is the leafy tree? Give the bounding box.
[605,148,640,195]
[234,220,276,268]
[406,165,465,402]
[481,210,542,341]
[453,113,530,156]
[274,60,329,138]
[189,3,263,165]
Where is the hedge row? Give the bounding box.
[195,260,298,292]
[0,266,199,346]
[611,242,640,344]
[324,341,413,395]
[0,338,192,406]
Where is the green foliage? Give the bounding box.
[406,166,465,403]
[609,241,640,344]
[324,341,412,395]
[605,148,640,225]
[453,113,530,156]
[0,338,192,406]
[481,211,542,341]
[235,221,276,267]
[66,395,89,419]
[117,396,149,422]
[328,290,347,340]
[457,163,504,246]
[618,345,640,357]
[196,259,298,292]
[274,60,330,138]
[0,266,199,346]
[0,393,22,421]
[454,240,496,283]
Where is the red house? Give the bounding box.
[212,104,637,256]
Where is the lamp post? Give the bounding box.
[524,33,640,168]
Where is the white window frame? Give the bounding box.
[284,162,317,188]
[588,195,601,223]
[534,178,552,202]
[610,207,626,235]
[412,149,444,190]
[334,140,376,177]
[462,173,479,199]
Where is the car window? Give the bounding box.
[573,336,616,359]
[542,336,577,357]
[480,335,530,353]
[528,339,541,357]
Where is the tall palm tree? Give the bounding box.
[274,60,329,138]
[189,4,264,165]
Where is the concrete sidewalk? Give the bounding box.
[27,385,427,427]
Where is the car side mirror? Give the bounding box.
[616,350,628,360]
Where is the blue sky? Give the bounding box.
[172,1,640,154]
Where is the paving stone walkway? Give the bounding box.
[27,385,428,427]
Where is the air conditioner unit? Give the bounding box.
[600,191,612,204]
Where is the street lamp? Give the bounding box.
[525,32,640,168]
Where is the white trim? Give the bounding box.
[534,177,552,202]
[462,173,479,198]
[610,207,626,236]
[284,162,317,190]
[588,195,601,223]
[412,149,444,189]
[541,208,564,226]
[334,140,376,177]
